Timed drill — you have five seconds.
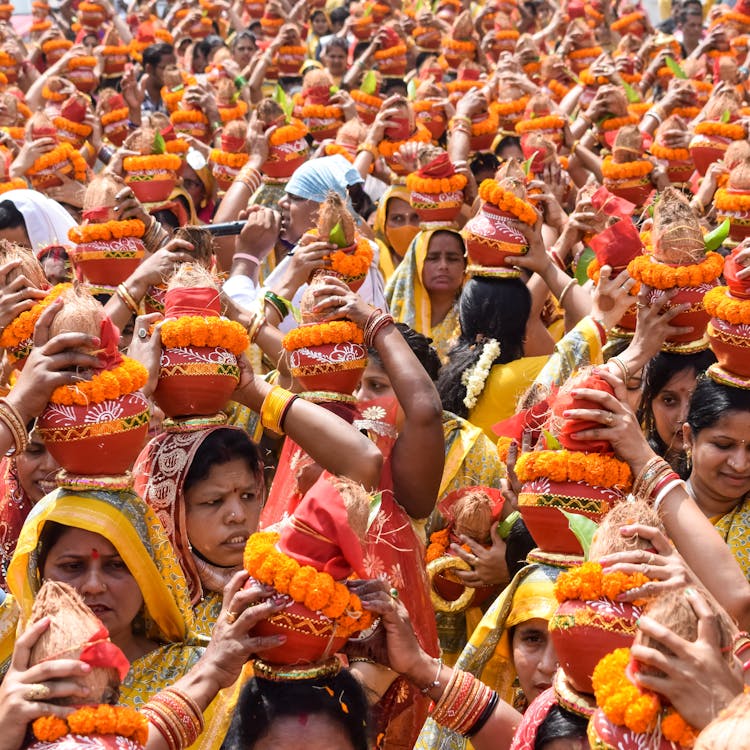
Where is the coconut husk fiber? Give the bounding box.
[256,98,285,129]
[82,173,126,215]
[302,67,333,92]
[694,693,750,750]
[336,119,367,150]
[588,499,662,561]
[702,89,741,122]
[162,66,183,91]
[222,119,248,151]
[316,192,356,246]
[495,158,526,183]
[728,157,750,191]
[122,127,157,156]
[0,240,49,289]
[333,476,370,543]
[28,580,120,705]
[215,78,236,108]
[655,115,687,147]
[416,144,445,170]
[452,489,495,544]
[26,112,57,142]
[173,226,215,268]
[612,125,644,164]
[165,259,219,292]
[652,187,705,264]
[497,175,528,200]
[452,9,473,39]
[524,92,554,119]
[48,285,104,345]
[724,140,750,171]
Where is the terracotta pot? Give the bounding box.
[28,734,143,750]
[69,238,145,286]
[470,126,495,153]
[278,52,305,76]
[410,188,463,225]
[716,189,750,242]
[154,345,240,417]
[125,176,176,204]
[433,568,497,608]
[304,117,341,143]
[378,56,407,76]
[37,392,150,476]
[249,597,348,665]
[351,18,376,40]
[464,203,528,268]
[588,709,684,750]
[665,159,694,186]
[602,176,652,208]
[417,106,446,141]
[263,139,308,179]
[371,2,390,22]
[212,161,244,191]
[414,29,441,50]
[79,8,106,26]
[708,317,750,377]
[550,597,641,694]
[689,133,733,176]
[617,302,637,332]
[647,282,717,346]
[518,478,622,554]
[244,0,264,18]
[103,52,128,77]
[288,340,367,394]
[102,117,129,147]
[67,69,98,93]
[144,284,166,315]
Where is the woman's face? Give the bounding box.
[384,197,420,258]
[686,411,750,505]
[254,714,354,750]
[512,617,557,704]
[421,233,465,298]
[311,13,329,35]
[184,458,262,568]
[15,436,58,502]
[355,362,405,429]
[233,37,256,68]
[42,527,144,643]
[651,368,697,451]
[181,163,207,210]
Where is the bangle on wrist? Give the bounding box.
[234,252,261,268]
[557,277,577,307]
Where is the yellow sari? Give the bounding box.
[385,228,462,363]
[711,497,750,581]
[373,185,411,282]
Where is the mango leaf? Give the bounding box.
[153,130,166,155]
[361,69,378,96]
[561,511,599,560]
[704,219,730,252]
[574,246,595,285]
[522,150,538,176]
[564,66,581,85]
[416,0,424,10]
[367,492,382,532]
[273,83,293,120]
[329,221,347,247]
[622,80,640,104]
[363,2,373,15]
[721,108,731,123]
[329,84,339,94]
[407,78,417,101]
[664,56,687,79]
[541,429,561,450]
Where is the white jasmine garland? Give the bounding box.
[461,338,501,410]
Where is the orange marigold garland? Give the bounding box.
[243,531,374,636]
[50,357,148,406]
[282,320,364,351]
[123,153,182,173]
[491,96,530,118]
[69,219,146,243]
[704,286,750,325]
[627,252,724,290]
[159,316,250,355]
[694,121,745,140]
[592,648,699,746]
[425,527,451,563]
[326,235,373,278]
[554,561,649,603]
[32,705,148,745]
[515,449,633,491]
[602,156,653,180]
[210,149,250,168]
[478,179,537,224]
[377,121,432,159]
[650,143,690,161]
[405,171,468,194]
[599,114,639,132]
[515,114,567,134]
[714,187,750,213]
[268,118,308,146]
[28,142,87,182]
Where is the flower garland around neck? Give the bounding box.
[243,531,374,637]
[28,142,87,182]
[515,114,567,134]
[704,285,750,324]
[406,170,467,194]
[282,320,364,351]
[599,114,639,132]
[461,338,500,410]
[627,251,724,290]
[159,316,250,355]
[554,561,650,604]
[33,705,148,745]
[479,179,537,224]
[210,149,249,168]
[69,219,146,244]
[694,120,745,140]
[0,283,70,355]
[377,121,432,159]
[325,235,374,278]
[601,156,654,180]
[650,142,691,161]
[268,118,308,146]
[515,449,633,491]
[592,648,699,746]
[50,356,148,406]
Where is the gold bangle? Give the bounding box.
[557,277,577,307]
[117,283,139,316]
[260,385,297,434]
[0,398,28,455]
[246,311,265,344]
[357,142,379,159]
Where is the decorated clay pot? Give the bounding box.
[288,340,367,393]
[37,392,150,476]
[244,0,264,18]
[125,176,175,204]
[665,159,695,187]
[416,104,446,141]
[464,203,528,268]
[588,709,683,750]
[263,139,308,179]
[410,188,463,225]
[432,565,497,609]
[277,47,306,76]
[154,345,240,417]
[144,284,166,315]
[102,48,129,77]
[351,17,376,40]
[68,238,145,286]
[248,596,348,665]
[550,598,641,694]
[649,283,717,347]
[469,118,495,152]
[414,27,441,50]
[715,189,750,242]
[304,116,341,143]
[212,160,245,191]
[28,735,143,750]
[518,479,622,554]
[689,133,733,176]
[602,175,652,207]
[67,67,98,93]
[708,317,750,377]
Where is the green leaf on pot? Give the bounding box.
[721,108,731,123]
[153,130,166,155]
[561,510,599,560]
[330,85,339,94]
[622,80,640,103]
[704,219,730,252]
[522,151,538,176]
[407,78,417,101]
[367,492,382,532]
[363,3,373,15]
[273,83,293,120]
[665,56,687,79]
[575,246,596,285]
[542,429,562,450]
[361,69,378,96]
[329,221,348,247]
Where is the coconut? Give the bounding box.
[0,92,17,122]
[616,32,642,54]
[162,66,184,91]
[452,489,496,544]
[717,56,738,83]
[0,240,49,289]
[123,127,158,155]
[694,693,750,750]
[28,580,120,705]
[495,158,527,183]
[728,158,750,191]
[96,88,127,117]
[601,84,629,118]
[588,498,661,561]
[541,54,567,81]
[256,98,286,129]
[316,191,356,247]
[415,79,444,100]
[25,111,57,143]
[524,92,554,119]
[516,33,541,63]
[165,258,218,292]
[333,476,370,543]
[416,144,446,170]
[220,119,248,153]
[335,118,367,151]
[724,139,750,171]
[655,114,687,146]
[148,112,170,131]
[497,175,528,201]
[173,227,215,267]
[302,68,333,94]
[215,78,236,109]
[702,89,741,122]
[48,285,104,345]
[452,9,473,39]
[612,124,644,164]
[82,173,126,219]
[652,187,705,264]
[523,132,557,168]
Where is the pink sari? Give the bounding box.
[0,458,32,591]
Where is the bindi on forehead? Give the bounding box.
[91,548,100,560]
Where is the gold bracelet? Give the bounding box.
[356,142,379,159]
[608,355,630,383]
[260,385,297,434]
[246,310,265,344]
[0,398,28,455]
[117,283,139,316]
[558,277,577,307]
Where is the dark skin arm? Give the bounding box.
[312,277,444,519]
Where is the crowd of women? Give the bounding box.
[0,0,748,747]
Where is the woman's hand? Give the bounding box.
[7,299,100,425]
[591,265,638,331]
[598,524,695,601]
[450,524,510,588]
[366,95,408,146]
[127,313,163,398]
[309,275,372,328]
[281,234,335,291]
[0,617,91,750]
[514,213,548,276]
[236,205,280,266]
[0,260,47,333]
[732,237,750,280]
[631,588,743,730]
[44,175,86,208]
[9,138,56,179]
[104,147,139,179]
[113,186,152,226]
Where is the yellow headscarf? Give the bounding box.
[373,185,412,281]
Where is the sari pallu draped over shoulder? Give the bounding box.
[373,185,412,281]
[0,457,33,591]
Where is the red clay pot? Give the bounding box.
[603,176,653,208]
[277,51,305,76]
[288,340,367,394]
[464,203,528,268]
[410,188,463,225]
[690,133,733,176]
[69,238,145,286]
[37,392,150,476]
[708,317,750,377]
[263,140,309,179]
[716,190,750,242]
[154,345,240,418]
[414,28,441,51]
[304,117,341,143]
[433,569,497,608]
[550,597,641,694]
[647,282,717,346]
[417,106,446,141]
[588,709,684,750]
[665,159,695,187]
[125,176,176,204]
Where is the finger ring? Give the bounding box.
[225,610,238,624]
[389,587,399,599]
[137,328,147,339]
[605,412,615,426]
[648,553,655,565]
[25,683,51,701]
[470,554,479,566]
[636,301,647,309]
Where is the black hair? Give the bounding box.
[494,135,521,157]
[679,0,702,21]
[37,521,69,578]
[183,428,264,493]
[438,277,531,418]
[533,704,589,750]
[231,30,257,49]
[347,183,375,221]
[203,35,225,53]
[367,322,441,382]
[329,6,349,24]
[470,152,500,178]
[0,199,26,232]
[322,36,348,54]
[638,349,715,468]
[381,78,409,97]
[222,672,370,750]
[142,42,175,69]
[505,517,536,580]
[686,376,750,438]
[310,9,327,21]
